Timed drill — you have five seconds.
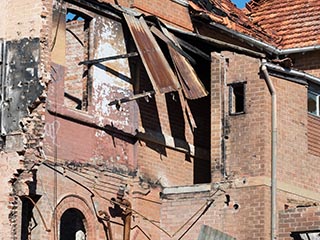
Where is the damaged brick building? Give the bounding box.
[0,0,319,239]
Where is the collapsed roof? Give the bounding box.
[190,0,320,50]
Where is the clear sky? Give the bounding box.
[231,0,250,8]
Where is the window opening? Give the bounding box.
[291,230,320,240]
[228,82,246,115]
[64,9,92,111]
[60,208,86,240]
[308,82,320,117]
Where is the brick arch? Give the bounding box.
[50,194,96,240]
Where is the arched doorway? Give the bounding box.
[60,208,86,240]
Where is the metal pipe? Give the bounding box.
[98,210,114,240]
[0,40,6,135]
[261,63,277,240]
[25,196,51,232]
[263,62,320,85]
[115,198,132,240]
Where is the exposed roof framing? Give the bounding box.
[124,14,181,94]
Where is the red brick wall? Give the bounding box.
[160,185,271,240]
[274,76,309,187]
[1,0,43,40]
[222,52,271,178]
[278,206,320,240]
[0,0,51,239]
[291,50,320,78]
[132,0,193,30]
[65,20,88,110]
[290,50,320,193]
[308,114,320,156]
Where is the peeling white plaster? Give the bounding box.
[92,17,133,127]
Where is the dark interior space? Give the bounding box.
[60,208,86,240]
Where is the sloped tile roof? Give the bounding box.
[246,0,320,49]
[189,0,280,44]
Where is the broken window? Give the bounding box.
[60,208,86,240]
[64,9,92,111]
[308,82,320,116]
[228,82,246,115]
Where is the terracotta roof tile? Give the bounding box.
[189,0,280,44]
[247,0,320,49]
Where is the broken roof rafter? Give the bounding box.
[159,23,208,99]
[65,0,128,21]
[166,23,266,58]
[173,36,211,61]
[150,26,197,66]
[124,14,181,95]
[124,13,210,100]
[78,52,139,65]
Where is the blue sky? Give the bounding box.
[231,0,249,8]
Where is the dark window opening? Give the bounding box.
[20,196,41,240]
[64,9,92,111]
[60,208,86,240]
[188,56,211,184]
[229,82,246,115]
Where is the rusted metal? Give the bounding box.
[79,52,138,65]
[112,188,132,240]
[120,199,132,240]
[160,26,208,99]
[24,196,51,232]
[108,90,155,108]
[124,14,180,94]
[98,210,114,240]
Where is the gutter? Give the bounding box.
[209,22,320,57]
[261,62,277,240]
[263,62,320,85]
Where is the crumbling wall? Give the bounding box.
[46,2,137,173]
[40,1,163,239]
[0,0,50,239]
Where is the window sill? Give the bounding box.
[308,112,320,118]
[229,111,245,116]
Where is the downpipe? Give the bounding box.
[261,63,277,240]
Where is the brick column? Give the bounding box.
[210,53,225,182]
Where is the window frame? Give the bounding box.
[308,82,320,117]
[227,81,247,116]
[64,8,93,111]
